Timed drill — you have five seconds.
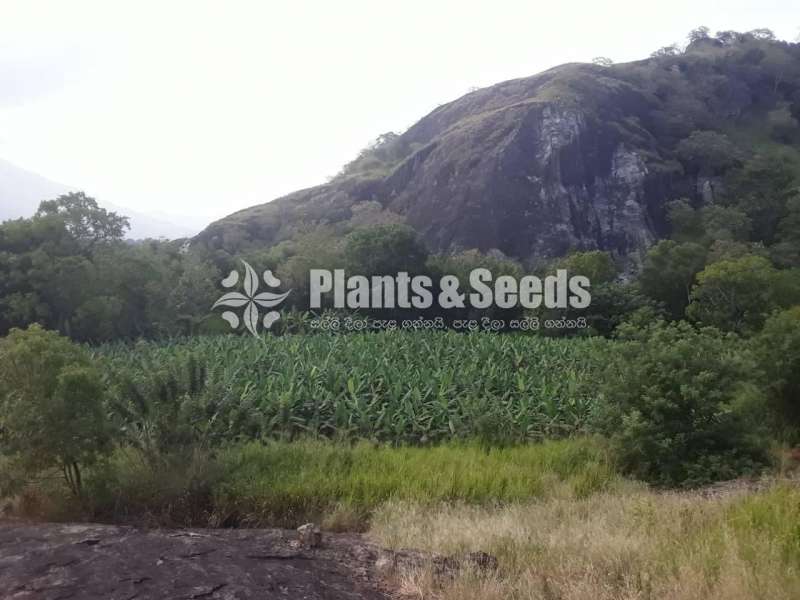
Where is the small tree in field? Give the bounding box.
[0,325,111,496]
[596,321,768,486]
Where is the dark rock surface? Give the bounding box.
[0,522,394,600]
[195,37,800,265]
[197,63,667,263]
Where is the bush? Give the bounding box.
[85,447,226,527]
[0,325,112,496]
[753,307,800,430]
[687,255,785,333]
[639,240,707,319]
[595,321,768,486]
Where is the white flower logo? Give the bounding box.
[212,260,291,336]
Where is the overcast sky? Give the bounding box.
[0,1,797,221]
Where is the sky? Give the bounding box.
[0,1,798,222]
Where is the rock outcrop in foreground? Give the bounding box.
[0,522,391,599]
[0,521,498,599]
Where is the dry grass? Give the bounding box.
[370,482,800,600]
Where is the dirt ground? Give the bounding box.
[0,521,404,600]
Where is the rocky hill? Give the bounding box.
[197,32,800,264]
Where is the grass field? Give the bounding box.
[371,483,800,600]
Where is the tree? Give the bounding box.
[700,205,751,242]
[276,228,346,310]
[726,150,797,244]
[564,282,656,337]
[344,224,428,276]
[169,257,221,335]
[754,307,800,428]
[772,193,800,267]
[716,30,745,45]
[675,130,741,175]
[687,255,783,333]
[0,325,112,496]
[667,199,705,243]
[640,240,707,319]
[536,252,650,338]
[767,104,799,142]
[651,44,681,58]
[36,192,130,253]
[0,204,198,341]
[595,320,767,487]
[557,250,616,284]
[688,26,711,44]
[708,240,767,264]
[748,28,776,41]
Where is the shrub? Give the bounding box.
[753,307,800,430]
[640,240,707,319]
[85,447,226,527]
[0,325,112,496]
[344,223,428,276]
[595,321,768,486]
[687,255,785,333]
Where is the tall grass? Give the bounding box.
[213,437,619,528]
[371,484,800,600]
[25,438,619,528]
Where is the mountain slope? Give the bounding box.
[0,158,72,221]
[198,34,800,262]
[0,159,206,239]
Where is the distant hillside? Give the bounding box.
[0,159,206,239]
[0,159,72,221]
[197,31,800,264]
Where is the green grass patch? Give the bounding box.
[213,437,620,529]
[20,437,619,529]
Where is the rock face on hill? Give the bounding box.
[197,36,800,263]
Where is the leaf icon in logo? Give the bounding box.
[254,290,291,308]
[244,302,259,337]
[243,261,259,298]
[212,292,250,309]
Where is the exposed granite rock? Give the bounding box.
[0,522,391,599]
[196,39,800,262]
[196,64,677,263]
[0,521,503,599]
